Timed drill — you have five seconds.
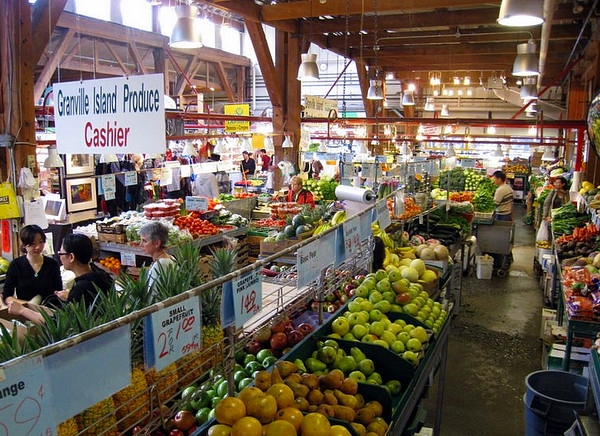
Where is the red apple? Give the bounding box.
[254,325,272,343]
[173,411,195,431]
[169,430,184,436]
[296,323,313,336]
[347,289,356,297]
[287,330,304,346]
[395,293,411,305]
[344,283,356,293]
[270,332,288,350]
[284,324,295,335]
[310,301,320,312]
[245,340,263,354]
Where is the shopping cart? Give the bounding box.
[472,219,515,277]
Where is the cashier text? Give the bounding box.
[55,83,161,148]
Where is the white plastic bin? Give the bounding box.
[476,256,494,279]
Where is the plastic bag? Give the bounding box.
[536,221,550,242]
[0,182,21,219]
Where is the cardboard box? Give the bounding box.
[96,222,126,234]
[98,232,127,244]
[260,238,299,256]
[424,259,448,275]
[539,309,557,341]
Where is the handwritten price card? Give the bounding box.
[343,216,361,256]
[124,171,138,186]
[297,231,336,287]
[0,357,54,436]
[185,196,208,212]
[376,200,392,229]
[144,297,202,372]
[232,271,262,328]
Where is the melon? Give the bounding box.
[399,258,412,267]
[433,245,450,260]
[401,267,419,283]
[419,247,436,261]
[415,244,428,256]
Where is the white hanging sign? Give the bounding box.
[53,74,166,154]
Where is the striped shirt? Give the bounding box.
[494,183,514,216]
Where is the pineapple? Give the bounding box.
[57,418,79,436]
[74,397,118,436]
[145,362,179,403]
[112,364,150,432]
[200,247,237,372]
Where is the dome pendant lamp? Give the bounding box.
[497,0,544,27]
[44,146,64,168]
[513,40,539,76]
[169,5,203,49]
[367,79,384,100]
[297,53,320,81]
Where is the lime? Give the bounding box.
[190,391,212,410]
[245,361,263,374]
[256,348,274,363]
[195,407,212,425]
[243,354,257,366]
[216,380,229,398]
[234,370,248,385]
[181,386,197,402]
[238,377,254,391]
[262,356,278,369]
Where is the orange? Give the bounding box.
[267,383,295,409]
[300,413,330,436]
[238,387,264,407]
[276,407,304,432]
[246,393,278,424]
[208,424,232,436]
[264,419,297,436]
[214,397,246,426]
[231,416,263,436]
[329,425,352,436]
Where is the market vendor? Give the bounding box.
[241,151,256,177]
[543,177,570,221]
[286,176,315,207]
[2,225,62,307]
[492,170,514,221]
[139,221,176,299]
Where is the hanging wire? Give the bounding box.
[341,0,350,119]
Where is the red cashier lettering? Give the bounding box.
[85,121,130,148]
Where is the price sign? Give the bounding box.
[376,201,391,229]
[124,171,138,186]
[362,163,375,179]
[342,162,355,178]
[101,174,116,201]
[0,357,55,436]
[185,196,208,212]
[297,231,337,286]
[232,271,262,328]
[360,213,372,242]
[121,252,136,267]
[180,165,191,178]
[160,168,173,185]
[192,163,202,175]
[342,216,361,256]
[144,297,201,372]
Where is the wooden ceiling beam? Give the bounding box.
[128,42,148,75]
[174,57,202,95]
[216,62,235,101]
[33,28,74,102]
[103,40,131,74]
[31,0,69,64]
[261,0,495,21]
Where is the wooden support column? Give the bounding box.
[285,33,302,178]
[2,0,37,178]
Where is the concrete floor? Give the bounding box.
[423,204,544,435]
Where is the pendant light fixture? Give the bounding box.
[493,144,504,158]
[526,102,538,118]
[99,153,119,163]
[445,143,456,158]
[541,146,556,161]
[297,53,320,81]
[520,76,538,101]
[513,39,539,76]
[182,141,197,156]
[169,5,203,49]
[367,80,384,100]
[424,97,435,112]
[44,146,64,168]
[214,138,226,154]
[440,104,450,117]
[401,90,415,106]
[282,135,294,148]
[497,0,544,27]
[264,136,275,154]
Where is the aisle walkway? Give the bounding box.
[424,204,543,435]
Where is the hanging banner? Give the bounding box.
[54,74,166,155]
[223,104,250,133]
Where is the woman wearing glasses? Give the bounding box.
[1,225,62,306]
[7,233,113,325]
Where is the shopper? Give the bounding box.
[191,172,220,199]
[7,233,113,324]
[139,221,176,299]
[492,171,514,221]
[2,225,62,306]
[543,177,570,221]
[256,149,271,171]
[286,176,315,206]
[241,151,256,177]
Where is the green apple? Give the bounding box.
[402,350,419,365]
[410,326,429,343]
[362,278,376,291]
[374,300,392,314]
[431,306,441,318]
[388,269,402,283]
[403,324,416,333]
[369,309,384,322]
[385,380,402,396]
[357,358,375,376]
[406,338,422,352]
[391,340,405,353]
[337,356,358,373]
[369,291,383,304]
[386,323,403,335]
[394,319,407,328]
[349,370,367,382]
[391,280,409,294]
[375,279,391,293]
[374,270,388,282]
[424,319,434,329]
[380,331,397,346]
[324,339,339,349]
[351,324,369,339]
[348,313,365,327]
[417,310,426,319]
[331,317,350,336]
[369,321,385,338]
[403,304,419,316]
[343,332,358,341]
[397,331,411,344]
[367,372,383,385]
[348,301,362,313]
[361,334,378,344]
[355,285,370,298]
[373,339,390,349]
[360,300,375,312]
[382,292,395,304]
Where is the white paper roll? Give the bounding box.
[335,185,376,204]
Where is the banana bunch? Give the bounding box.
[371,222,395,249]
[395,246,416,259]
[312,222,332,236]
[330,210,347,226]
[383,247,401,267]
